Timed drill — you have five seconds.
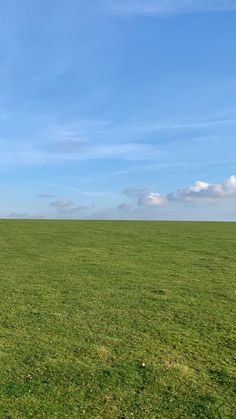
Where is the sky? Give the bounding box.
[0,0,236,220]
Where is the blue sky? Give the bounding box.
[1,0,236,220]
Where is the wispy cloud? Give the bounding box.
[122,187,148,198]
[108,0,236,16]
[0,107,235,170]
[44,140,87,154]
[49,200,89,214]
[43,182,116,198]
[7,212,29,219]
[117,203,133,211]
[39,193,58,199]
[0,141,158,170]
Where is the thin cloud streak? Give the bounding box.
[0,107,235,171]
[43,182,116,198]
[108,0,236,15]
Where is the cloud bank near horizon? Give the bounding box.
[3,175,236,220]
[123,175,236,208]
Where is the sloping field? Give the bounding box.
[0,220,235,418]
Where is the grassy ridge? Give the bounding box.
[0,220,235,418]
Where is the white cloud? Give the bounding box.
[224,174,236,193]
[176,175,236,201]
[190,181,210,193]
[138,192,167,206]
[125,175,236,208]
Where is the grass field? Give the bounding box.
[0,220,235,418]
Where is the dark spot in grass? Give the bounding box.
[219,336,236,350]
[208,369,234,387]
[215,292,234,301]
[191,394,220,418]
[99,361,153,393]
[153,289,166,295]
[3,380,35,397]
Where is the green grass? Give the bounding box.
[0,220,235,418]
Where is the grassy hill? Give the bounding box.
[0,220,235,418]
